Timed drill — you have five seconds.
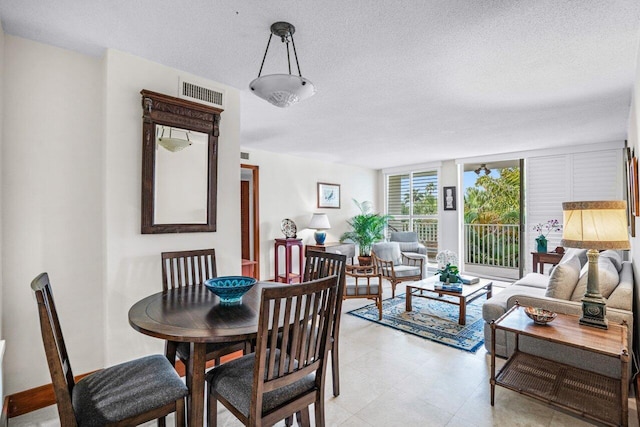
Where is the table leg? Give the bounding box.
[406,286,412,311]
[487,283,492,299]
[187,342,206,427]
[490,321,496,405]
[459,297,466,326]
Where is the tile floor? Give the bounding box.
[12,281,639,426]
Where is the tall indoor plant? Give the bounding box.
[340,199,391,265]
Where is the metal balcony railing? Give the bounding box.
[464,223,520,269]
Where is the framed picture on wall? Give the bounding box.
[443,186,456,211]
[317,182,341,208]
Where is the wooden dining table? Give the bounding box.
[128,281,278,427]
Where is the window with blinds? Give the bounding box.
[386,170,439,253]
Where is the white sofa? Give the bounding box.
[482,249,634,378]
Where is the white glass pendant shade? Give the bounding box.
[158,137,191,152]
[250,74,316,108]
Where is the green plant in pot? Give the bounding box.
[435,263,460,284]
[340,199,391,266]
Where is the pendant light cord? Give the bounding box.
[257,33,273,78]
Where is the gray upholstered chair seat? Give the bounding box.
[72,354,188,426]
[175,341,244,361]
[206,350,315,417]
[391,265,421,277]
[345,283,380,296]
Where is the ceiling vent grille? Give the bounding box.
[240,152,250,160]
[179,78,225,109]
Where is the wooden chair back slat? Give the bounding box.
[31,273,79,427]
[161,249,217,290]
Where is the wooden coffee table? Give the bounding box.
[405,276,492,325]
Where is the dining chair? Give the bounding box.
[303,250,347,397]
[161,249,248,370]
[372,242,425,298]
[31,272,188,426]
[206,275,339,427]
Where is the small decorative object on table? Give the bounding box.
[204,276,257,305]
[533,219,562,253]
[524,306,557,325]
[435,263,460,284]
[281,218,297,238]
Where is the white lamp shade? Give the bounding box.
[308,213,331,230]
[249,74,316,108]
[561,201,630,249]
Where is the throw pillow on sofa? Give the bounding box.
[570,255,619,301]
[545,255,581,300]
[559,248,588,268]
[599,250,623,272]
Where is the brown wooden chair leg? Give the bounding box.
[207,392,217,427]
[331,343,340,397]
[298,407,311,427]
[314,395,325,427]
[377,298,383,320]
[175,397,185,427]
[159,341,179,427]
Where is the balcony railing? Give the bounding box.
[464,223,519,269]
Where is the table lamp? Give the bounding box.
[561,201,629,329]
[308,213,331,245]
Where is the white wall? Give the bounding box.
[103,49,242,365]
[241,149,378,280]
[2,36,104,393]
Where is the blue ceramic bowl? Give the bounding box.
[204,276,257,304]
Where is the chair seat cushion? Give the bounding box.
[72,354,188,426]
[345,283,380,296]
[175,340,243,361]
[206,350,315,417]
[392,265,421,278]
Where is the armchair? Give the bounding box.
[372,242,425,298]
[389,231,428,255]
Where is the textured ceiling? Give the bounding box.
[1,1,639,169]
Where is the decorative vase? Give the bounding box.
[536,237,548,253]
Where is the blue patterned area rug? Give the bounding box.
[347,293,485,353]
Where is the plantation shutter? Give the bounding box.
[525,149,622,273]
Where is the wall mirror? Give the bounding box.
[141,89,222,233]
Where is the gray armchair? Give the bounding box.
[389,231,428,256]
[372,242,426,298]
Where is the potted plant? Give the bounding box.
[533,219,562,253]
[435,263,460,284]
[340,199,391,265]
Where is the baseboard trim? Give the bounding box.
[5,351,242,419]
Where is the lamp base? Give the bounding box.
[579,297,608,329]
[314,231,326,245]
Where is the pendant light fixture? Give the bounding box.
[157,126,192,152]
[250,22,316,108]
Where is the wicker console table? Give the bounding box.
[490,304,629,426]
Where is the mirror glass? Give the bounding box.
[154,125,208,224]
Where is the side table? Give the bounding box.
[491,303,629,426]
[274,238,303,284]
[531,251,563,274]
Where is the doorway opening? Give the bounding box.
[241,164,260,279]
[461,160,523,280]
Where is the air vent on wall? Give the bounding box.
[240,152,250,160]
[179,78,225,109]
